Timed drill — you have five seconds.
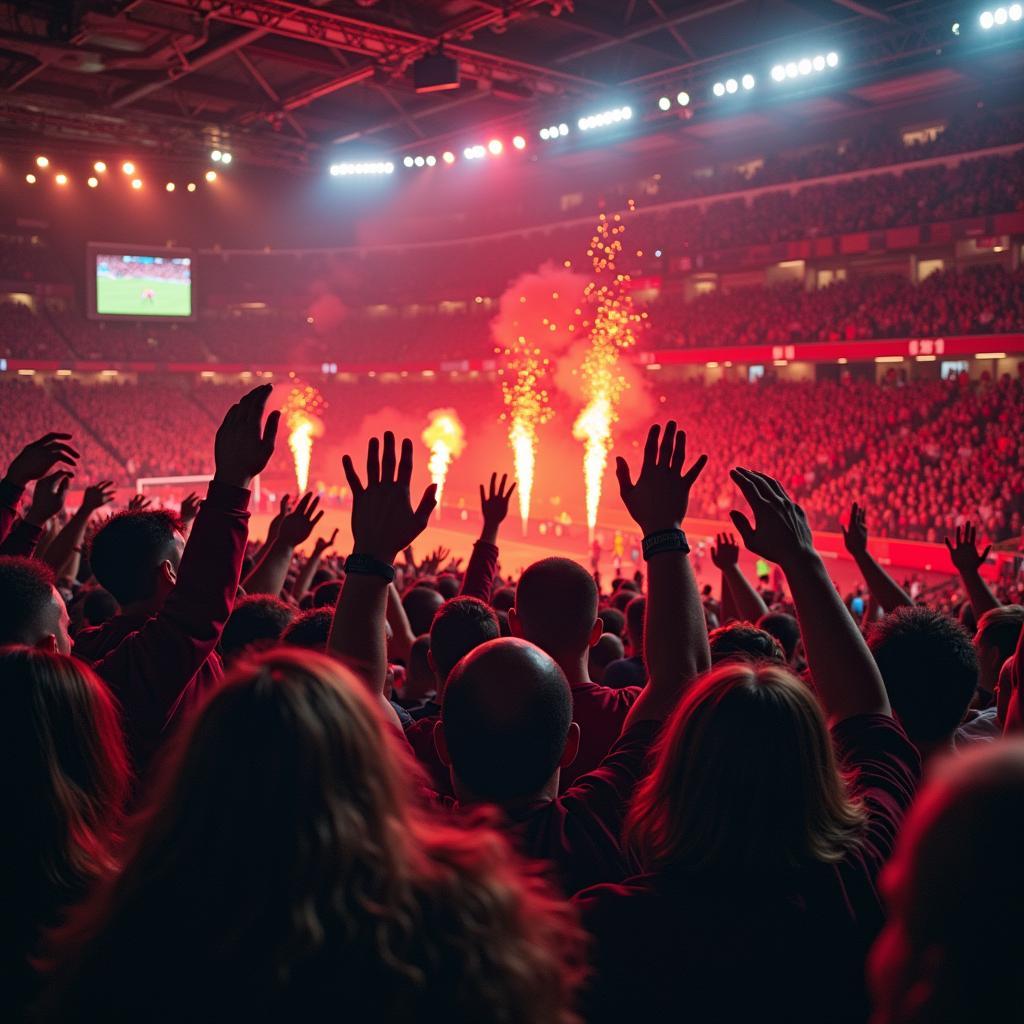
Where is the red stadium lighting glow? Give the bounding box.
[442,151,455,164]
[122,161,135,175]
[205,170,217,182]
[87,176,99,188]
[35,155,49,168]
[512,135,526,150]
[131,178,143,190]
[55,173,68,186]
[94,161,107,173]
[488,139,503,155]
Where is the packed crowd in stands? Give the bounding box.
[1,384,1023,1022]
[649,264,1024,349]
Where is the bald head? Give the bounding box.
[441,637,574,802]
[512,557,599,660]
[403,586,445,637]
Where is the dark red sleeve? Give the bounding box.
[93,480,249,761]
[831,713,921,872]
[0,478,25,546]
[561,720,660,836]
[0,517,42,557]
[459,540,498,602]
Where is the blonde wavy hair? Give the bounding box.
[626,662,866,873]
[44,649,584,1023]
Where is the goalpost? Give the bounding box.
[136,474,262,504]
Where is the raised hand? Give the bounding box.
[615,421,708,535]
[213,383,280,490]
[27,470,74,526]
[127,494,152,513]
[420,545,451,575]
[179,491,202,524]
[710,532,740,570]
[278,492,324,546]
[3,433,79,488]
[729,467,815,569]
[314,528,339,556]
[342,432,437,564]
[841,502,869,558]
[480,472,516,539]
[944,521,991,574]
[81,481,116,515]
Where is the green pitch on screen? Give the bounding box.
[96,276,191,317]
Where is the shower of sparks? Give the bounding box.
[573,205,645,539]
[499,328,554,533]
[422,408,466,511]
[282,382,326,493]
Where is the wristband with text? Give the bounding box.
[642,528,690,560]
[343,553,396,583]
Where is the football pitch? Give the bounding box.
[96,276,191,317]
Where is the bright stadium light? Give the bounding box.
[211,150,223,162]
[725,78,738,93]
[539,127,551,139]
[558,123,569,135]
[512,135,526,149]
[771,64,786,81]
[1012,4,1023,21]
[713,81,726,96]
[798,58,812,74]
[741,73,755,90]
[122,161,135,175]
[785,62,798,78]
[187,182,197,192]
[131,178,142,190]
[331,161,395,176]
[775,52,839,83]
[487,138,503,155]
[403,155,414,167]
[165,182,175,191]
[577,105,632,131]
[414,155,425,166]
[826,51,839,66]
[658,96,671,110]
[25,173,36,184]
[205,170,217,182]
[35,155,49,168]
[87,176,99,188]
[93,161,106,173]
[676,91,690,106]
[221,152,232,165]
[426,153,438,165]
[995,6,1008,23]
[442,151,455,164]
[812,54,826,71]
[55,173,68,186]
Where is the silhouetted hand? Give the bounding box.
[710,532,740,570]
[729,467,815,569]
[841,502,869,558]
[313,528,338,556]
[342,432,437,564]
[420,545,451,575]
[214,383,279,489]
[81,481,116,515]
[615,421,708,535]
[27,470,74,526]
[179,492,202,524]
[278,492,324,546]
[127,494,152,512]
[4,433,79,489]
[480,472,516,532]
[945,521,991,574]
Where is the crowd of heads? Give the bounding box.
[0,385,1021,1022]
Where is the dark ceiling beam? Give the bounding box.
[234,49,307,137]
[646,0,697,59]
[551,0,745,67]
[143,0,602,94]
[830,0,894,22]
[110,26,270,109]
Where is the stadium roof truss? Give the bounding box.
[0,0,1019,171]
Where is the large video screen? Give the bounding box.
[88,246,193,320]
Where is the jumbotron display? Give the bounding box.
[89,247,192,319]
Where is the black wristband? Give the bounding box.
[343,553,396,582]
[642,528,690,560]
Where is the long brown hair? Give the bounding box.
[0,646,127,1012]
[626,662,865,874]
[43,649,583,1023]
